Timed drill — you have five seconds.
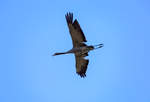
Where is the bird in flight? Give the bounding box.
[53,12,103,78]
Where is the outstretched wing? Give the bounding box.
[75,55,89,78]
[65,12,87,47]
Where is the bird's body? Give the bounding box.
[53,12,103,77]
[53,46,94,56]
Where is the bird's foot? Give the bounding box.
[94,44,104,49]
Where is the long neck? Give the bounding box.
[53,52,68,56]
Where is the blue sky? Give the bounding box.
[0,0,150,102]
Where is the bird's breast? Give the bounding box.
[72,47,89,56]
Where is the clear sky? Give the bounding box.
[0,0,150,102]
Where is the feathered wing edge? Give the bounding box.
[72,19,87,42]
[65,12,89,78]
[65,12,73,25]
[75,56,89,78]
[65,12,87,46]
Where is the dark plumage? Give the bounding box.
[53,12,103,78]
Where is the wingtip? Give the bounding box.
[77,72,86,78]
[65,12,73,18]
[65,12,73,24]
